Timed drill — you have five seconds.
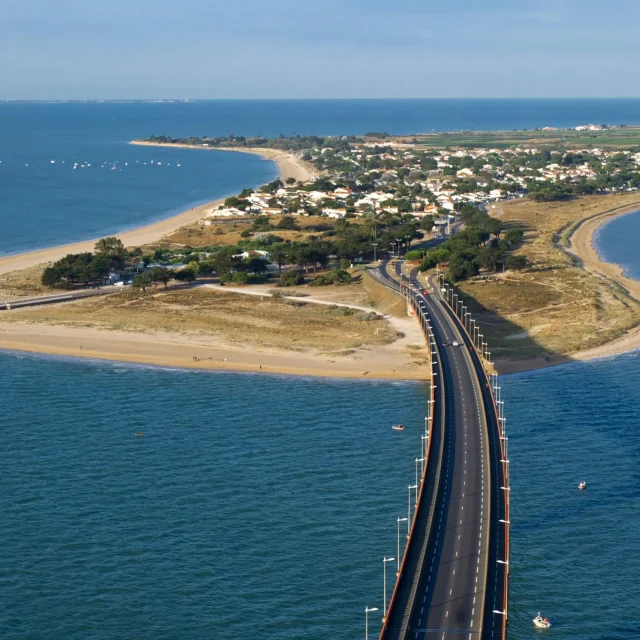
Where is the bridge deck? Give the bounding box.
[376,262,506,640]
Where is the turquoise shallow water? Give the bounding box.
[1,350,640,639]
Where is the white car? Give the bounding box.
[452,340,460,347]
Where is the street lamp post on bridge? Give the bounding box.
[408,484,418,530]
[365,607,379,640]
[415,457,424,486]
[397,517,408,574]
[383,557,395,620]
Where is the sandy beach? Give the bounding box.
[129,141,316,184]
[566,206,640,302]
[0,145,314,277]
[0,314,428,381]
[560,205,640,363]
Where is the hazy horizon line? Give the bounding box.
[4,96,640,103]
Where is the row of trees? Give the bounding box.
[41,237,128,288]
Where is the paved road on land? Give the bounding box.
[0,286,124,310]
[377,262,492,640]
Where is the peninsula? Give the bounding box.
[2,129,640,377]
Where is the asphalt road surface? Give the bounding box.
[376,262,494,640]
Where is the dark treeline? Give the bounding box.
[42,237,130,288]
[419,206,526,281]
[145,134,359,152]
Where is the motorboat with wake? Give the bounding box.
[533,612,551,629]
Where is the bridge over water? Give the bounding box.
[373,263,509,640]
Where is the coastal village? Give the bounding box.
[201,136,640,227]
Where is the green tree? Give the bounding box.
[94,237,126,261]
[277,270,304,287]
[224,196,241,207]
[232,271,249,284]
[245,256,268,274]
[133,272,153,292]
[146,266,171,288]
[174,267,197,283]
[477,246,501,272]
[504,227,524,246]
[405,250,424,262]
[505,255,527,271]
[270,244,289,272]
[211,247,240,276]
[252,215,270,230]
[277,215,298,230]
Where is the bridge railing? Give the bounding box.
[377,284,443,640]
[435,276,510,639]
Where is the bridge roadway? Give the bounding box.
[376,261,501,640]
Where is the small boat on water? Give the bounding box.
[533,612,551,629]
[135,432,144,437]
[578,481,586,490]
[392,424,405,431]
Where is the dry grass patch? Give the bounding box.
[361,271,407,317]
[453,194,640,363]
[0,287,401,354]
[0,264,49,299]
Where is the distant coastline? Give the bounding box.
[130,140,315,183]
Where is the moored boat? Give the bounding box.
[533,612,551,629]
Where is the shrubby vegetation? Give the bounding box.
[309,269,353,286]
[419,206,526,281]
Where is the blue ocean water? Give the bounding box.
[1,349,640,639]
[504,352,640,640]
[3,99,640,255]
[3,101,640,638]
[0,103,278,256]
[0,353,429,640]
[595,209,640,281]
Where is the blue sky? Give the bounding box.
[1,0,639,99]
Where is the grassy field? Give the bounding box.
[0,283,402,355]
[261,269,408,318]
[391,126,640,149]
[451,193,640,366]
[0,264,50,300]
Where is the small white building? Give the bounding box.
[234,249,270,261]
[206,207,248,218]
